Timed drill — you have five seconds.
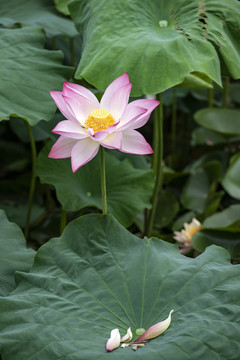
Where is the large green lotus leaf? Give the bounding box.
[222,152,240,200]
[0,214,239,359]
[0,210,35,296]
[192,230,240,260]
[203,204,240,231]
[194,108,240,136]
[206,0,240,79]
[0,0,77,37]
[0,27,73,126]
[36,143,154,227]
[70,0,239,95]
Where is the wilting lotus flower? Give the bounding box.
[134,309,174,344]
[174,218,203,251]
[49,73,159,172]
[106,328,121,352]
[121,310,174,351]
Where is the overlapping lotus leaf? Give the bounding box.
[70,0,240,95]
[0,210,35,296]
[0,27,73,125]
[0,214,239,359]
[194,108,240,136]
[0,0,77,37]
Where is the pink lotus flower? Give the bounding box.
[49,73,159,172]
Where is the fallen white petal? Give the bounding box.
[106,328,121,352]
[120,327,133,342]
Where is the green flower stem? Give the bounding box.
[60,209,67,234]
[24,121,37,240]
[223,76,229,108]
[100,146,107,214]
[147,93,163,237]
[171,87,177,156]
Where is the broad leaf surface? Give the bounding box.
[194,108,240,136]
[36,143,154,227]
[0,27,73,125]
[0,210,35,296]
[0,214,239,359]
[0,0,77,37]
[222,152,240,200]
[71,0,240,95]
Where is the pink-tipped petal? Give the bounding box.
[48,136,78,159]
[106,329,121,352]
[121,129,153,155]
[130,98,160,112]
[117,106,148,131]
[71,138,99,172]
[63,94,96,126]
[52,120,88,139]
[125,99,160,130]
[134,310,174,343]
[63,82,99,107]
[108,83,132,120]
[50,91,77,123]
[63,85,98,118]
[100,73,129,110]
[100,132,122,150]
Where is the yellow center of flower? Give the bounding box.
[85,108,115,133]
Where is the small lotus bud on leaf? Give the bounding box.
[106,328,121,352]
